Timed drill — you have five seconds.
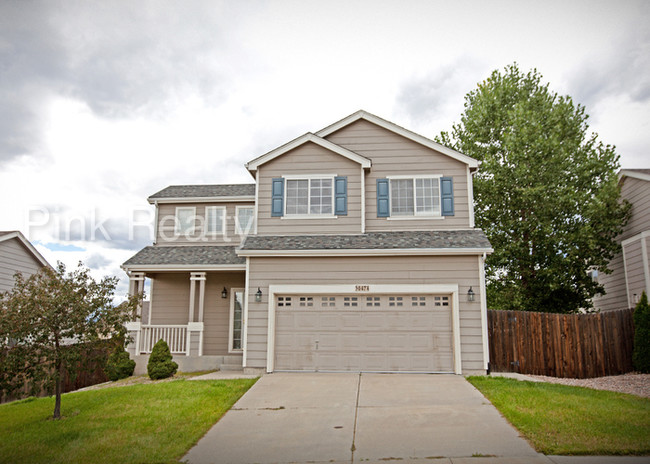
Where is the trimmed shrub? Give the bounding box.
[633,291,650,373]
[104,349,136,381]
[147,339,178,380]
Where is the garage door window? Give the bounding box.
[343,297,358,307]
[366,296,380,307]
[434,296,449,306]
[278,296,292,307]
[299,297,314,307]
[388,296,404,306]
[411,296,426,306]
[321,297,336,307]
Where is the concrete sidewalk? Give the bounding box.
[183,372,551,463]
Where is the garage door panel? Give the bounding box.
[341,314,363,329]
[275,294,454,372]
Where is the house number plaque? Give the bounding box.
[355,285,370,292]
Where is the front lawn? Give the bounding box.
[467,376,650,455]
[0,378,257,464]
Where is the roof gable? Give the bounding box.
[245,133,371,173]
[620,169,650,183]
[316,110,479,169]
[0,231,51,268]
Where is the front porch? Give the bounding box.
[124,267,247,373]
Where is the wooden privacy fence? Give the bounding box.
[488,308,634,378]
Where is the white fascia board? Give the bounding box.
[245,133,371,172]
[316,110,479,169]
[147,196,255,205]
[121,264,246,272]
[237,247,494,257]
[0,231,51,268]
[619,170,650,183]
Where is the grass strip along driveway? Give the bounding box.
[468,376,650,456]
[0,378,257,464]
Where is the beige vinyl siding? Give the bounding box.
[592,176,649,311]
[155,201,254,245]
[246,255,484,373]
[256,142,362,235]
[0,238,44,293]
[621,177,650,240]
[592,253,629,311]
[623,238,650,305]
[148,272,245,355]
[324,119,471,230]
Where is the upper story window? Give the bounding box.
[390,177,441,216]
[175,207,196,235]
[272,175,347,218]
[378,175,454,218]
[286,178,333,215]
[206,206,226,234]
[236,206,255,235]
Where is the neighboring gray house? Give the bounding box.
[123,110,493,375]
[0,231,50,293]
[592,169,650,311]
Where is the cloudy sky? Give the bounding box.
[1,0,648,297]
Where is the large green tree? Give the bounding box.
[438,63,629,313]
[0,262,141,418]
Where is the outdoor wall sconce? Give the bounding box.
[255,287,263,302]
[221,287,228,299]
[467,287,475,302]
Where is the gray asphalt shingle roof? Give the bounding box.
[239,230,491,251]
[148,184,255,200]
[123,246,245,266]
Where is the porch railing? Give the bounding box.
[140,325,187,354]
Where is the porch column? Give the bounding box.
[128,272,146,318]
[188,272,206,356]
[127,272,145,356]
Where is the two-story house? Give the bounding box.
[592,169,650,311]
[122,111,493,375]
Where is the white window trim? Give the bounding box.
[229,287,245,353]
[387,174,443,219]
[175,206,196,235]
[235,205,255,235]
[283,174,337,218]
[205,206,226,235]
[266,284,461,375]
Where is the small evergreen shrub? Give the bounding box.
[105,348,136,381]
[147,339,178,380]
[633,291,650,373]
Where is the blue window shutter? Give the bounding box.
[334,176,347,215]
[441,177,454,216]
[377,178,390,217]
[271,178,284,217]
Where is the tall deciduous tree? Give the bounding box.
[438,63,629,313]
[0,262,141,419]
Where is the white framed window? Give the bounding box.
[236,206,255,235]
[229,288,244,352]
[284,175,334,216]
[175,207,196,235]
[205,206,226,235]
[389,175,441,217]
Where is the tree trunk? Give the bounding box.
[53,346,63,420]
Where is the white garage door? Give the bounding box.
[275,294,454,372]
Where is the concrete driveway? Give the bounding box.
[183,373,546,464]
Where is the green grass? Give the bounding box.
[0,378,257,464]
[467,376,650,455]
